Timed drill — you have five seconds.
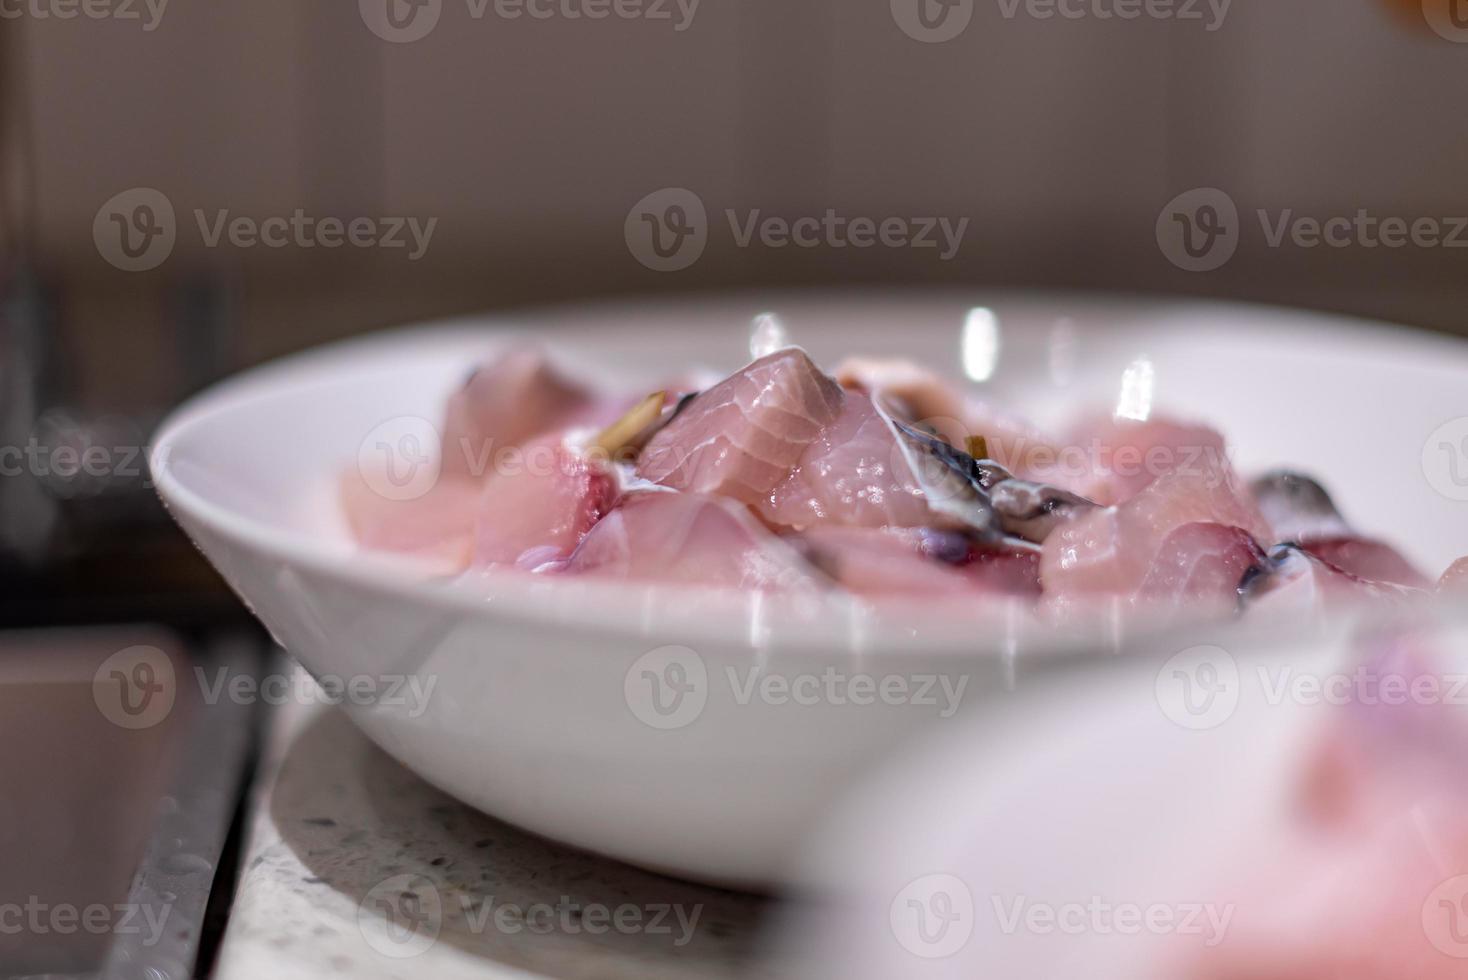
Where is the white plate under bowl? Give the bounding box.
[150,290,1468,887]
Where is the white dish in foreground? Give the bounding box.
[151,290,1468,886]
[776,611,1468,978]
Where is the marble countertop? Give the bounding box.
[212,668,791,980]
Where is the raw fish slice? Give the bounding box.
[1040,457,1272,600]
[440,347,604,479]
[1032,413,1229,506]
[637,349,844,506]
[797,526,978,595]
[798,526,1040,597]
[566,491,823,591]
[1134,522,1266,615]
[339,468,479,573]
[1440,558,1468,594]
[1299,537,1431,589]
[962,544,1044,595]
[1330,632,1468,775]
[761,392,932,530]
[472,434,617,569]
[833,357,970,424]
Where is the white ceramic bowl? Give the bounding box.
[150,290,1468,887]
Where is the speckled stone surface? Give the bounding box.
[213,669,788,980]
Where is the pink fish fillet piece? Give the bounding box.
[339,468,480,573]
[566,491,823,591]
[761,392,932,530]
[1179,642,1468,980]
[1026,414,1229,506]
[1040,457,1272,600]
[833,357,970,424]
[440,347,604,479]
[1133,522,1266,616]
[637,349,844,507]
[1439,557,1468,594]
[472,434,617,569]
[1183,801,1468,980]
[798,526,1040,597]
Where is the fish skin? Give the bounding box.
[1246,471,1431,589]
[1040,457,1273,600]
[472,434,617,569]
[761,392,932,530]
[1297,536,1431,590]
[1246,544,1424,614]
[566,491,823,591]
[636,349,844,507]
[1250,470,1353,541]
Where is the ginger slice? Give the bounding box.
[592,391,667,458]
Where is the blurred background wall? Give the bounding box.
[6,1,1467,395]
[0,0,1463,613]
